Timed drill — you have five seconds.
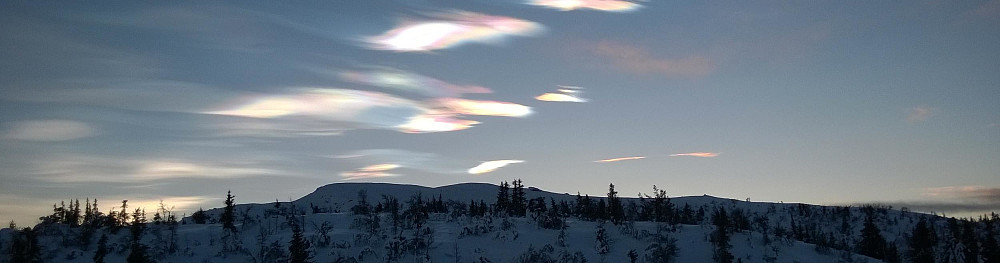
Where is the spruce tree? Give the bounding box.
[288,224,313,263]
[982,220,1000,263]
[858,213,886,260]
[711,208,734,263]
[9,227,42,263]
[510,179,526,217]
[496,181,510,216]
[607,183,625,225]
[222,190,236,230]
[960,221,980,263]
[907,218,936,263]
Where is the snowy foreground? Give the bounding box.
[2,182,997,263]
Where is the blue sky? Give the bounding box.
[2,0,998,224]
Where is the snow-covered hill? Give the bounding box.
[2,182,998,263]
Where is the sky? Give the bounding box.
[1,0,999,225]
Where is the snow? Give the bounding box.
[1,182,982,263]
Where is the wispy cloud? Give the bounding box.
[874,186,1000,215]
[468,160,524,174]
[669,152,719,157]
[906,106,935,123]
[922,186,1000,202]
[582,40,713,78]
[3,120,98,141]
[527,0,641,12]
[366,11,544,52]
[536,85,587,102]
[337,67,491,97]
[594,156,645,163]
[27,155,280,183]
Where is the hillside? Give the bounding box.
[2,182,999,263]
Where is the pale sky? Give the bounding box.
[2,0,999,224]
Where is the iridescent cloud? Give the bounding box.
[669,152,719,157]
[332,149,467,175]
[341,162,404,180]
[528,0,642,12]
[204,88,483,133]
[535,85,587,102]
[468,160,524,174]
[433,98,533,117]
[594,156,645,163]
[339,67,491,97]
[366,11,544,52]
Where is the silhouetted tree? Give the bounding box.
[127,208,153,263]
[191,208,207,224]
[607,183,625,225]
[711,208,734,263]
[960,221,980,263]
[907,218,936,263]
[9,227,42,263]
[221,190,236,231]
[496,181,510,216]
[510,179,526,217]
[982,220,1000,263]
[858,213,887,260]
[288,224,313,263]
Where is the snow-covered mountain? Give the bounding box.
[3,182,998,263]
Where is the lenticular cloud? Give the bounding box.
[366,11,544,52]
[528,0,641,12]
[536,85,587,102]
[594,156,645,163]
[468,160,524,174]
[669,152,720,157]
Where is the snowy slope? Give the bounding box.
[3,182,996,263]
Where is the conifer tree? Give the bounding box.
[607,183,625,225]
[858,213,887,260]
[288,224,313,263]
[982,221,1000,263]
[907,218,937,263]
[9,227,42,263]
[496,181,510,216]
[510,179,526,217]
[222,190,236,231]
[711,207,734,263]
[192,208,207,224]
[960,221,980,263]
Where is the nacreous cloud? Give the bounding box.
[333,149,468,176]
[536,85,587,102]
[433,98,533,117]
[594,156,645,163]
[468,160,524,174]
[669,152,719,157]
[204,88,484,133]
[366,11,544,52]
[339,67,491,97]
[3,120,98,141]
[528,0,641,12]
